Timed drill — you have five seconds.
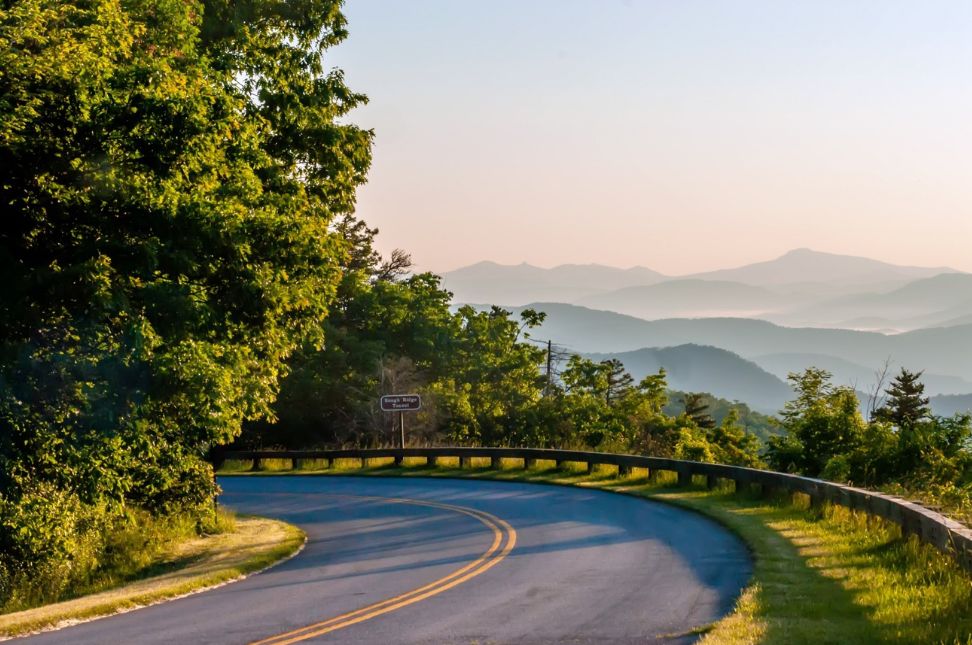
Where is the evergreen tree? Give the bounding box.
[682,393,716,429]
[603,359,634,406]
[874,368,931,430]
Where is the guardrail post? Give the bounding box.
[677,470,692,487]
[460,456,470,468]
[394,454,404,467]
[901,509,921,539]
[706,475,718,490]
[617,465,630,477]
[555,459,565,470]
[251,457,262,472]
[292,458,301,470]
[587,461,596,475]
[428,455,438,467]
[646,468,656,482]
[524,457,536,469]
[490,456,500,469]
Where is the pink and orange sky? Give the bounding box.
[329,1,972,275]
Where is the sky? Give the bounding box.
[327,1,972,275]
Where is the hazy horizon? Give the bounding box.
[330,1,972,274]
[437,247,963,275]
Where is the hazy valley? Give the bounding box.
[450,249,972,417]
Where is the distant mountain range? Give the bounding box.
[441,261,666,306]
[577,280,795,320]
[443,249,967,332]
[510,303,972,387]
[684,248,953,288]
[450,249,972,413]
[765,273,972,330]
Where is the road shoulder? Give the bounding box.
[0,516,305,640]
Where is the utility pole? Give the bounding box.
[546,339,553,395]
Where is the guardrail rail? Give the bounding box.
[216,446,972,574]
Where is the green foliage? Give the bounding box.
[767,368,972,506]
[664,391,778,442]
[1,0,369,606]
[682,392,716,429]
[874,368,931,430]
[767,368,867,475]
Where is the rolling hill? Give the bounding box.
[750,353,972,396]
[585,344,793,413]
[929,394,972,417]
[509,303,972,386]
[775,273,972,330]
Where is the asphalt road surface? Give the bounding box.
[18,476,751,644]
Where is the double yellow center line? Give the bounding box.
[250,495,517,645]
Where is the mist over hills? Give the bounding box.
[452,249,972,413]
[577,280,793,320]
[929,394,972,417]
[751,352,972,396]
[771,274,972,330]
[443,249,967,332]
[511,303,972,386]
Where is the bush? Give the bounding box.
[0,483,112,611]
[0,487,231,613]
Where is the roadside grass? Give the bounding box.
[221,458,972,644]
[0,515,305,638]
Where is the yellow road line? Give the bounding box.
[250,495,517,645]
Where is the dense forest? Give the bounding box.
[2,0,970,613]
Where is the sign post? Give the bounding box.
[380,394,421,448]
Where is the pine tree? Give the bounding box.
[603,359,634,406]
[875,368,930,429]
[683,393,716,429]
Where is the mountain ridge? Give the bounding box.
[505,302,972,385]
[442,250,965,327]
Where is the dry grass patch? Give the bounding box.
[0,517,304,638]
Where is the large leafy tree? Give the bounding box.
[241,216,455,448]
[0,0,370,579]
[766,369,866,476]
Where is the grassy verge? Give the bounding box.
[221,457,972,644]
[0,515,305,639]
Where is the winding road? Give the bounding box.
[19,476,751,644]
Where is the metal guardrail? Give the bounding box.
[217,446,972,575]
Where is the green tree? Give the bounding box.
[435,307,547,446]
[766,369,866,476]
[708,409,764,467]
[874,368,931,430]
[682,393,716,429]
[0,0,370,600]
[603,359,634,406]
